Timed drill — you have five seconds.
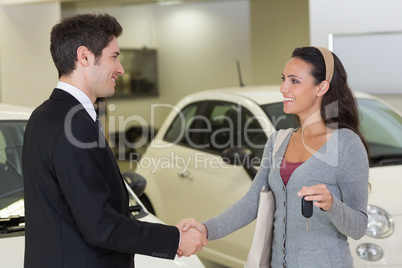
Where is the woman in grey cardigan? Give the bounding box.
[180,47,369,268]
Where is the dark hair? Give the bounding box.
[291,46,369,155]
[50,13,123,78]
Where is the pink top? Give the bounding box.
[280,158,304,186]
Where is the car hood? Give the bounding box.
[0,103,33,120]
[368,164,402,216]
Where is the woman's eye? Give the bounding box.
[291,78,299,84]
[281,76,285,81]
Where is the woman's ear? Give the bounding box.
[317,81,330,97]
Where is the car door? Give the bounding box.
[160,100,269,264]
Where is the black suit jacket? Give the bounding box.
[22,89,179,268]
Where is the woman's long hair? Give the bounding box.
[291,47,369,156]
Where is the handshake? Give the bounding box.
[175,218,208,257]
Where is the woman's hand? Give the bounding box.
[297,184,333,211]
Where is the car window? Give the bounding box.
[358,99,402,166]
[0,121,26,221]
[164,102,199,145]
[242,109,269,160]
[260,102,301,130]
[164,101,268,159]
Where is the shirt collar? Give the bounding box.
[56,81,97,122]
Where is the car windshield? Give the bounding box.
[0,121,26,223]
[260,99,402,167]
[358,99,402,166]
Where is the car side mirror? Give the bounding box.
[222,147,257,180]
[122,171,147,197]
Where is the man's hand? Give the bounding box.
[175,218,208,257]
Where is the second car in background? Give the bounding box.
[134,85,402,267]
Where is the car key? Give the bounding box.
[301,196,313,231]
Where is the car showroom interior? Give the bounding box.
[1,0,402,267]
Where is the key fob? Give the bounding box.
[301,196,313,218]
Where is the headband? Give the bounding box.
[314,46,334,84]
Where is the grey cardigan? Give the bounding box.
[204,128,369,268]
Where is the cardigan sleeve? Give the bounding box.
[324,129,369,240]
[203,132,276,240]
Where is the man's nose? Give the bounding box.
[116,60,125,75]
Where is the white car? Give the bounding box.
[0,103,204,268]
[134,85,402,267]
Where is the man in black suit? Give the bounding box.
[22,13,206,268]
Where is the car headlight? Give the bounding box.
[356,243,383,261]
[366,205,394,238]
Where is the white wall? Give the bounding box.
[154,1,250,103]
[0,0,250,131]
[72,1,250,131]
[309,0,402,112]
[250,0,309,85]
[0,3,60,108]
[0,0,309,134]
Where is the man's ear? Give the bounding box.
[76,46,90,66]
[317,81,330,97]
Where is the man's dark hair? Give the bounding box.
[50,13,123,78]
